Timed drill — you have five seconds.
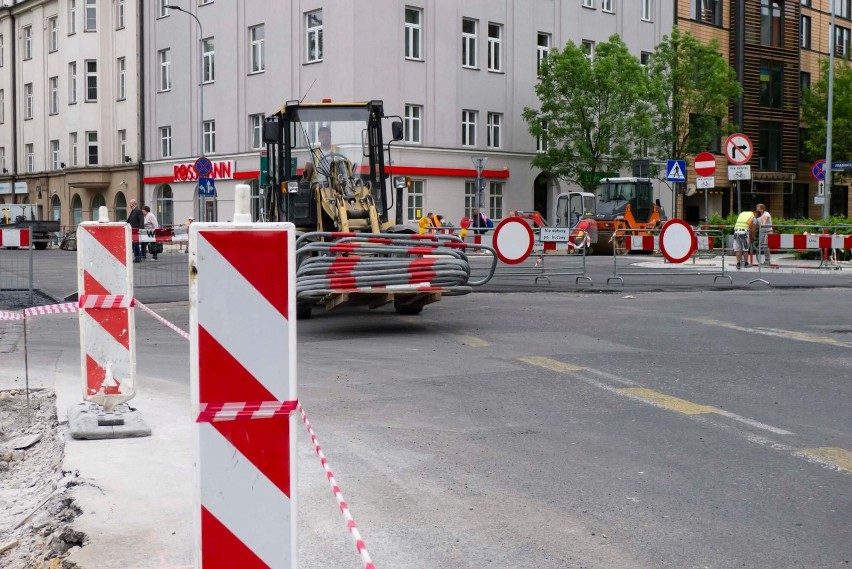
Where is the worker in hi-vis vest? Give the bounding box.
[733,209,756,269]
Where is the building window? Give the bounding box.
[71,194,83,226]
[835,0,851,19]
[118,129,127,163]
[642,0,654,21]
[583,0,594,7]
[160,126,172,158]
[69,0,77,34]
[836,26,851,57]
[91,193,106,220]
[49,77,59,114]
[800,0,811,6]
[489,182,504,220]
[306,10,323,63]
[487,112,502,148]
[51,140,60,170]
[760,60,784,108]
[0,89,3,123]
[117,57,127,100]
[462,18,477,68]
[536,121,549,152]
[405,7,422,60]
[784,184,809,219]
[250,114,264,149]
[24,84,33,119]
[537,32,551,73]
[406,179,425,222]
[156,185,174,226]
[602,0,614,12]
[462,110,477,146]
[49,17,59,52]
[800,71,811,101]
[202,38,215,83]
[404,104,422,144]
[694,0,722,26]
[85,0,97,31]
[487,23,502,72]
[85,60,97,101]
[117,0,125,29]
[0,147,5,172]
[115,192,127,221]
[69,62,78,104]
[761,0,783,47]
[158,0,169,18]
[249,25,265,73]
[159,49,171,91]
[23,26,32,60]
[582,40,595,60]
[640,51,652,67]
[26,144,34,173]
[0,34,4,67]
[758,121,782,171]
[464,181,476,217]
[70,133,78,166]
[87,132,98,165]
[203,120,215,154]
[801,15,811,48]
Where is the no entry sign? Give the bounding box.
[659,219,697,264]
[492,217,534,265]
[694,152,717,177]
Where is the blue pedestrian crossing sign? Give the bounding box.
[666,160,687,182]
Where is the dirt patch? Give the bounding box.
[0,389,84,568]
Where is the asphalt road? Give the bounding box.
[3,249,851,568]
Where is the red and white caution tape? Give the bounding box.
[196,400,299,423]
[299,403,375,569]
[134,301,190,340]
[0,310,25,321]
[24,302,79,317]
[79,294,135,309]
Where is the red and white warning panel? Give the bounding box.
[190,221,297,568]
[767,233,852,251]
[0,228,30,248]
[659,219,698,264]
[492,217,534,264]
[76,223,136,411]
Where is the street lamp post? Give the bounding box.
[471,156,488,211]
[165,5,204,157]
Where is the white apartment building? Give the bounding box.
[144,0,673,226]
[0,0,140,228]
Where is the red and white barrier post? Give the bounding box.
[190,185,297,567]
[0,228,31,248]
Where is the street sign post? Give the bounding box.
[811,160,826,181]
[666,160,686,182]
[694,152,717,177]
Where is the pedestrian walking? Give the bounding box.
[733,209,755,269]
[126,199,144,263]
[471,208,488,235]
[142,205,160,260]
[755,203,773,265]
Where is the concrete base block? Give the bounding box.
[67,402,152,440]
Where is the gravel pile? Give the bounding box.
[0,389,85,569]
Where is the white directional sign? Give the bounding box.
[727,165,752,180]
[725,133,753,165]
[696,176,715,189]
[666,160,687,182]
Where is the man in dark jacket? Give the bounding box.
[127,199,144,262]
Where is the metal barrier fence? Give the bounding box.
[750,224,852,286]
[464,225,593,285]
[0,229,34,306]
[607,228,731,285]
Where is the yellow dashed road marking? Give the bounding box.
[690,318,852,349]
[617,387,719,415]
[454,335,490,348]
[519,356,585,373]
[800,447,852,472]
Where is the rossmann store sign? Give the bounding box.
[172,160,236,181]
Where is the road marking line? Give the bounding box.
[454,335,490,348]
[519,356,585,373]
[690,318,852,349]
[799,447,852,472]
[617,387,718,415]
[519,358,793,434]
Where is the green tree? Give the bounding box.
[646,27,742,161]
[523,35,651,192]
[802,58,852,164]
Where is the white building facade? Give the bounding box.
[148,1,673,227]
[0,0,141,229]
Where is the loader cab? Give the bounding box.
[598,178,654,222]
[263,100,396,229]
[554,192,596,228]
